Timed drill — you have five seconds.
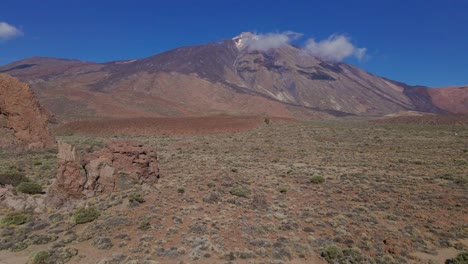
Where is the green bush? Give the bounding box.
[177,186,186,194]
[310,175,325,184]
[321,245,343,261]
[321,245,377,263]
[229,186,251,197]
[16,182,43,194]
[72,207,99,224]
[446,251,468,264]
[1,211,28,226]
[279,186,288,193]
[28,250,50,264]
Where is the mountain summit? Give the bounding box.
[0,34,466,121]
[232,32,257,49]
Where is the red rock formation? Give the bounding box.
[81,140,159,197]
[0,74,55,148]
[48,140,159,205]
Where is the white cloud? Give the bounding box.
[243,31,303,51]
[304,34,366,62]
[0,22,23,41]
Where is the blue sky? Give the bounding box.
[1,0,467,87]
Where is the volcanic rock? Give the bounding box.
[0,74,55,148]
[48,140,159,205]
[52,142,87,199]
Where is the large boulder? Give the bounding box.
[0,74,55,149]
[48,140,159,205]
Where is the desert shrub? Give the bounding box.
[177,186,185,194]
[128,192,145,207]
[321,245,378,263]
[28,250,50,264]
[446,251,468,264]
[138,220,151,231]
[310,175,325,184]
[230,186,251,197]
[321,245,343,262]
[72,207,99,224]
[0,172,29,186]
[264,117,271,125]
[1,211,28,226]
[16,182,43,194]
[32,160,43,166]
[279,186,288,193]
[252,194,269,209]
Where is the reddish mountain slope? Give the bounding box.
[427,86,468,114]
[0,34,465,121]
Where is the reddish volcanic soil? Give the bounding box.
[54,115,295,136]
[428,86,468,114]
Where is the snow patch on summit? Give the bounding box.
[233,32,257,49]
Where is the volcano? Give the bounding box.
[0,33,466,121]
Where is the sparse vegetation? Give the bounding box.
[72,207,99,224]
[16,182,43,194]
[177,186,185,194]
[0,172,29,186]
[1,211,28,226]
[0,120,466,263]
[138,220,151,231]
[310,175,325,184]
[321,245,343,261]
[446,251,468,264]
[321,245,376,263]
[229,186,251,197]
[27,250,50,264]
[128,192,145,207]
[453,159,467,166]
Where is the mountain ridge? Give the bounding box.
[0,35,466,121]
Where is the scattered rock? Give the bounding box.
[1,185,47,213]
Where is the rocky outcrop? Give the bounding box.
[0,185,46,213]
[0,74,55,148]
[81,140,159,197]
[52,142,87,198]
[48,140,159,205]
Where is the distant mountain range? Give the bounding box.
[1,33,466,121]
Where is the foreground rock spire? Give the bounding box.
[0,74,55,148]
